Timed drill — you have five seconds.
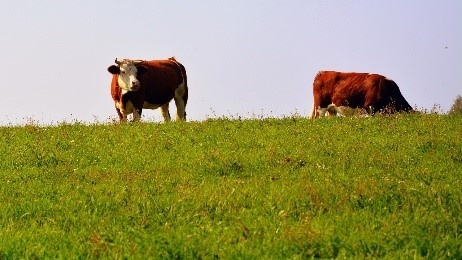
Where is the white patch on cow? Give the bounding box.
[117,61,141,92]
[317,107,328,117]
[174,82,186,121]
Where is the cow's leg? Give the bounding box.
[174,97,186,121]
[132,108,142,122]
[312,94,324,119]
[120,114,127,122]
[309,103,316,118]
[160,104,171,122]
[174,83,187,121]
[115,103,128,123]
[115,107,125,122]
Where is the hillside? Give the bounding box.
[0,115,461,258]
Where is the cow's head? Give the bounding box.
[107,58,148,92]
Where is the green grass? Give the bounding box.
[1,114,461,258]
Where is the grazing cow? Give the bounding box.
[107,57,188,122]
[310,71,412,118]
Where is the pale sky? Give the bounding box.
[1,1,460,125]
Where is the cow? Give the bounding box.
[310,71,413,118]
[107,57,188,122]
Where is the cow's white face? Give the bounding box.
[117,61,141,92]
[108,59,146,93]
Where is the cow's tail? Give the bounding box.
[170,57,188,120]
[173,59,188,106]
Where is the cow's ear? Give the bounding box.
[107,65,120,75]
[136,65,148,75]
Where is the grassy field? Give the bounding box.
[0,114,461,258]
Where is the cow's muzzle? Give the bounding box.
[130,81,141,91]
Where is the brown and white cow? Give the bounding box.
[310,71,413,118]
[107,57,188,122]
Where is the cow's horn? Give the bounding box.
[115,58,121,65]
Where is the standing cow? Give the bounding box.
[107,57,188,122]
[310,71,413,118]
